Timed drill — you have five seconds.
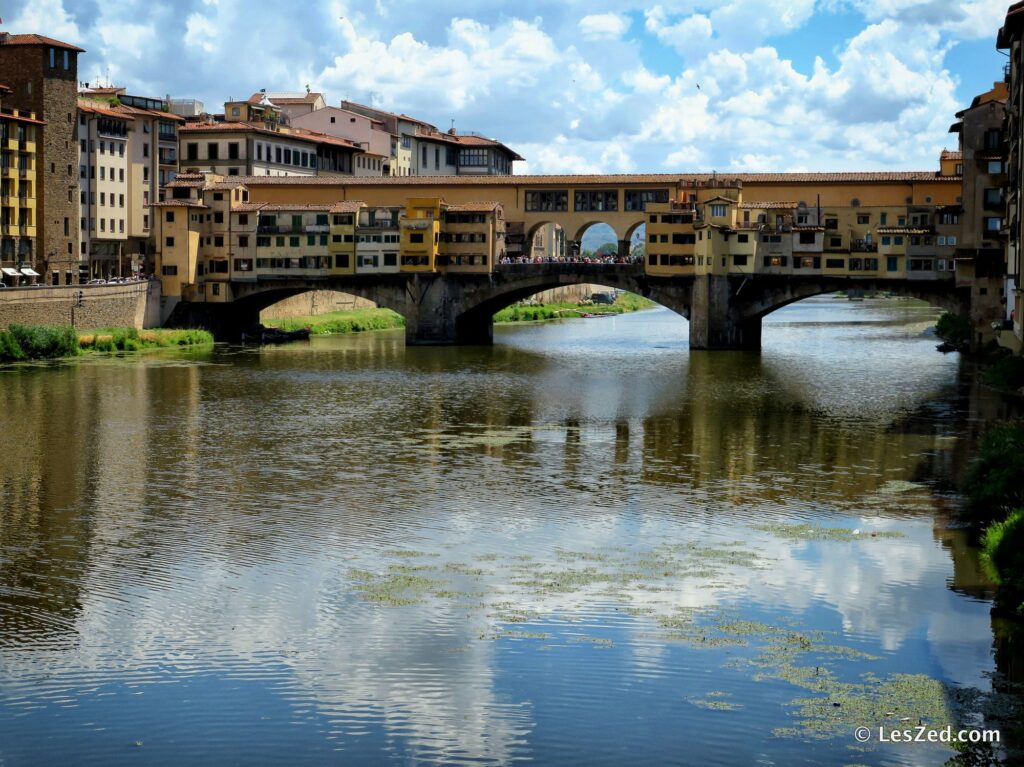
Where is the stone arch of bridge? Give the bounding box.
[227,281,413,324]
[737,277,970,322]
[452,270,692,343]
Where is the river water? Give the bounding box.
[0,298,1020,766]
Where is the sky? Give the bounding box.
[3,0,1013,174]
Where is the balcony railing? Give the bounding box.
[851,240,878,253]
[304,225,329,233]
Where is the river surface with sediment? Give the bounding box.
[0,297,1021,766]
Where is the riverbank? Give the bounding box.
[0,324,214,362]
[494,292,657,323]
[263,307,405,335]
[79,327,214,353]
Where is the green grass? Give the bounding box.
[2,324,80,360]
[935,312,971,349]
[961,422,1024,524]
[79,327,214,353]
[263,307,405,335]
[982,509,1024,615]
[494,292,657,323]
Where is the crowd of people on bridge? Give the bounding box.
[498,255,644,266]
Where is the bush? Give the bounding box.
[8,324,80,359]
[982,510,1024,614]
[935,312,971,348]
[983,354,1024,391]
[0,330,25,361]
[962,423,1024,523]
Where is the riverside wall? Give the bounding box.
[0,281,161,331]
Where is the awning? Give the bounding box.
[1,267,21,277]
[19,268,40,277]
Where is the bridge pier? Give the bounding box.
[166,300,260,341]
[688,274,762,351]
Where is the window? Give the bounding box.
[948,235,957,245]
[49,48,56,67]
[162,265,178,276]
[732,255,748,266]
[525,190,569,212]
[984,128,1002,151]
[459,148,489,167]
[825,258,845,269]
[421,146,427,167]
[289,236,300,247]
[887,256,899,272]
[143,142,149,158]
[625,189,669,211]
[798,231,816,244]
[228,142,239,160]
[881,236,891,246]
[987,160,1005,174]
[165,236,175,246]
[856,214,869,225]
[166,211,175,223]
[410,232,424,243]
[574,190,618,212]
[186,143,198,161]
[985,217,1003,232]
[214,211,224,224]
[214,236,224,247]
[207,143,218,160]
[985,188,1004,208]
[711,204,727,217]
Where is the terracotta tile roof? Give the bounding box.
[219,171,957,187]
[232,202,268,213]
[999,2,1024,46]
[737,201,798,209]
[263,92,323,104]
[150,200,208,208]
[792,225,825,231]
[0,33,85,52]
[330,201,364,213]
[975,152,1005,161]
[115,103,186,122]
[940,150,963,160]
[702,195,739,204]
[78,102,134,120]
[877,227,932,235]
[446,202,502,212]
[414,128,524,160]
[0,107,45,125]
[180,121,363,150]
[256,203,335,212]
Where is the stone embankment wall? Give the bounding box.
[260,290,376,320]
[532,284,615,303]
[0,281,161,330]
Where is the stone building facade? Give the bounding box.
[0,33,83,285]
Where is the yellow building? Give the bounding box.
[439,202,505,273]
[399,197,442,271]
[0,81,40,286]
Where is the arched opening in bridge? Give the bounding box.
[526,223,566,261]
[259,289,380,323]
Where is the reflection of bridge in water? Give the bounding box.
[176,262,967,350]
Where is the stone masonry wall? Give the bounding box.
[260,290,376,320]
[0,42,81,282]
[0,281,159,330]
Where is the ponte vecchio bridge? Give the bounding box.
[159,169,978,349]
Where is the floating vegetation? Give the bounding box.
[688,692,744,711]
[754,523,904,542]
[350,573,439,606]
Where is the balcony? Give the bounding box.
[851,240,878,253]
[304,225,329,234]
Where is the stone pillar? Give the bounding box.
[617,240,631,260]
[402,274,493,345]
[688,273,762,351]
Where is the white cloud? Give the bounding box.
[6,0,81,43]
[578,13,630,41]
